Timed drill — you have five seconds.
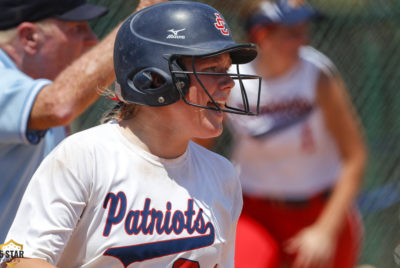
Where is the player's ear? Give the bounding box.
[17,22,44,55]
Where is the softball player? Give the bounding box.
[3,2,261,267]
[227,1,367,267]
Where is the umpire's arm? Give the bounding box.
[28,0,167,130]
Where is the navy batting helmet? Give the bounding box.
[114,1,261,115]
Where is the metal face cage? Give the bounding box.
[170,55,261,116]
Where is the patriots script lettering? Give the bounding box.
[102,193,211,236]
[102,192,215,267]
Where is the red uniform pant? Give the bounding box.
[235,194,362,268]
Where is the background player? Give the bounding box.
[3,1,261,267]
[226,1,367,267]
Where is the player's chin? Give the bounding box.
[203,117,224,138]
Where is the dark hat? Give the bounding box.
[246,0,322,31]
[0,0,108,30]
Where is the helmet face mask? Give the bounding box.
[170,55,261,115]
[114,1,261,115]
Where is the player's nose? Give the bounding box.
[218,74,235,95]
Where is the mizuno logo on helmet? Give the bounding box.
[166,28,186,39]
[214,13,229,36]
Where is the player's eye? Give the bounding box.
[203,65,229,73]
[204,66,218,72]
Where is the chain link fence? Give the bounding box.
[74,0,400,266]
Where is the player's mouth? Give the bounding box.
[206,100,225,109]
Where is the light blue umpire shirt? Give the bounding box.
[0,48,66,242]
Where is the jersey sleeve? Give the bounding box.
[4,136,93,265]
[0,68,51,144]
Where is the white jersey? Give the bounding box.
[227,46,342,199]
[5,122,242,268]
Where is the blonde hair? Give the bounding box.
[0,19,53,45]
[101,84,139,123]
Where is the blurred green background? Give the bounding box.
[73,0,400,267]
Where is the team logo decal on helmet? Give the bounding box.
[214,13,229,36]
